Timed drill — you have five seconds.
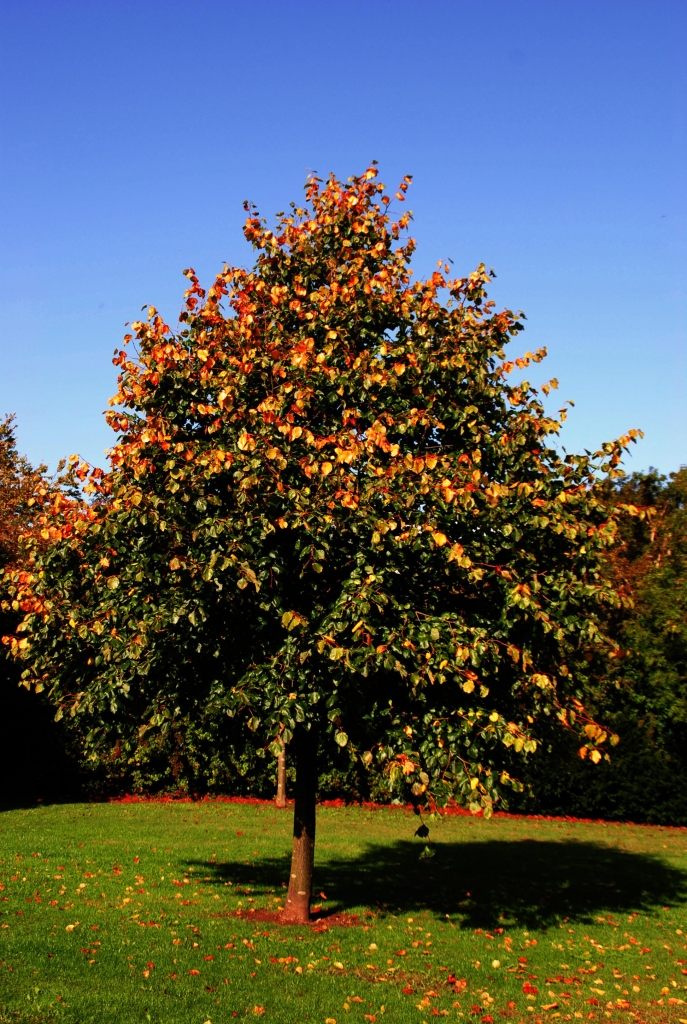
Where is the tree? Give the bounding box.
[275,738,287,808]
[3,166,641,921]
[0,416,79,804]
[513,468,687,825]
[593,468,687,784]
[0,415,46,570]
[603,469,687,797]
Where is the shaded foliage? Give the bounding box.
[0,416,80,806]
[516,468,687,824]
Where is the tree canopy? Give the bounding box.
[0,415,47,572]
[3,165,643,918]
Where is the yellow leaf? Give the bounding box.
[321,461,333,476]
[462,680,475,694]
[432,531,448,547]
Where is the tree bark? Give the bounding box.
[281,726,317,924]
[275,738,287,808]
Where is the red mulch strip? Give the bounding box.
[108,792,687,832]
[217,907,362,929]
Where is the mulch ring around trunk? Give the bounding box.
[230,907,367,929]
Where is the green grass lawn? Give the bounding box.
[1,800,687,1024]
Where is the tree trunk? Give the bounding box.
[275,738,287,808]
[281,726,317,924]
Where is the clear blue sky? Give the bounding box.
[1,0,685,476]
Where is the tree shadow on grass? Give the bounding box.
[188,838,687,930]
